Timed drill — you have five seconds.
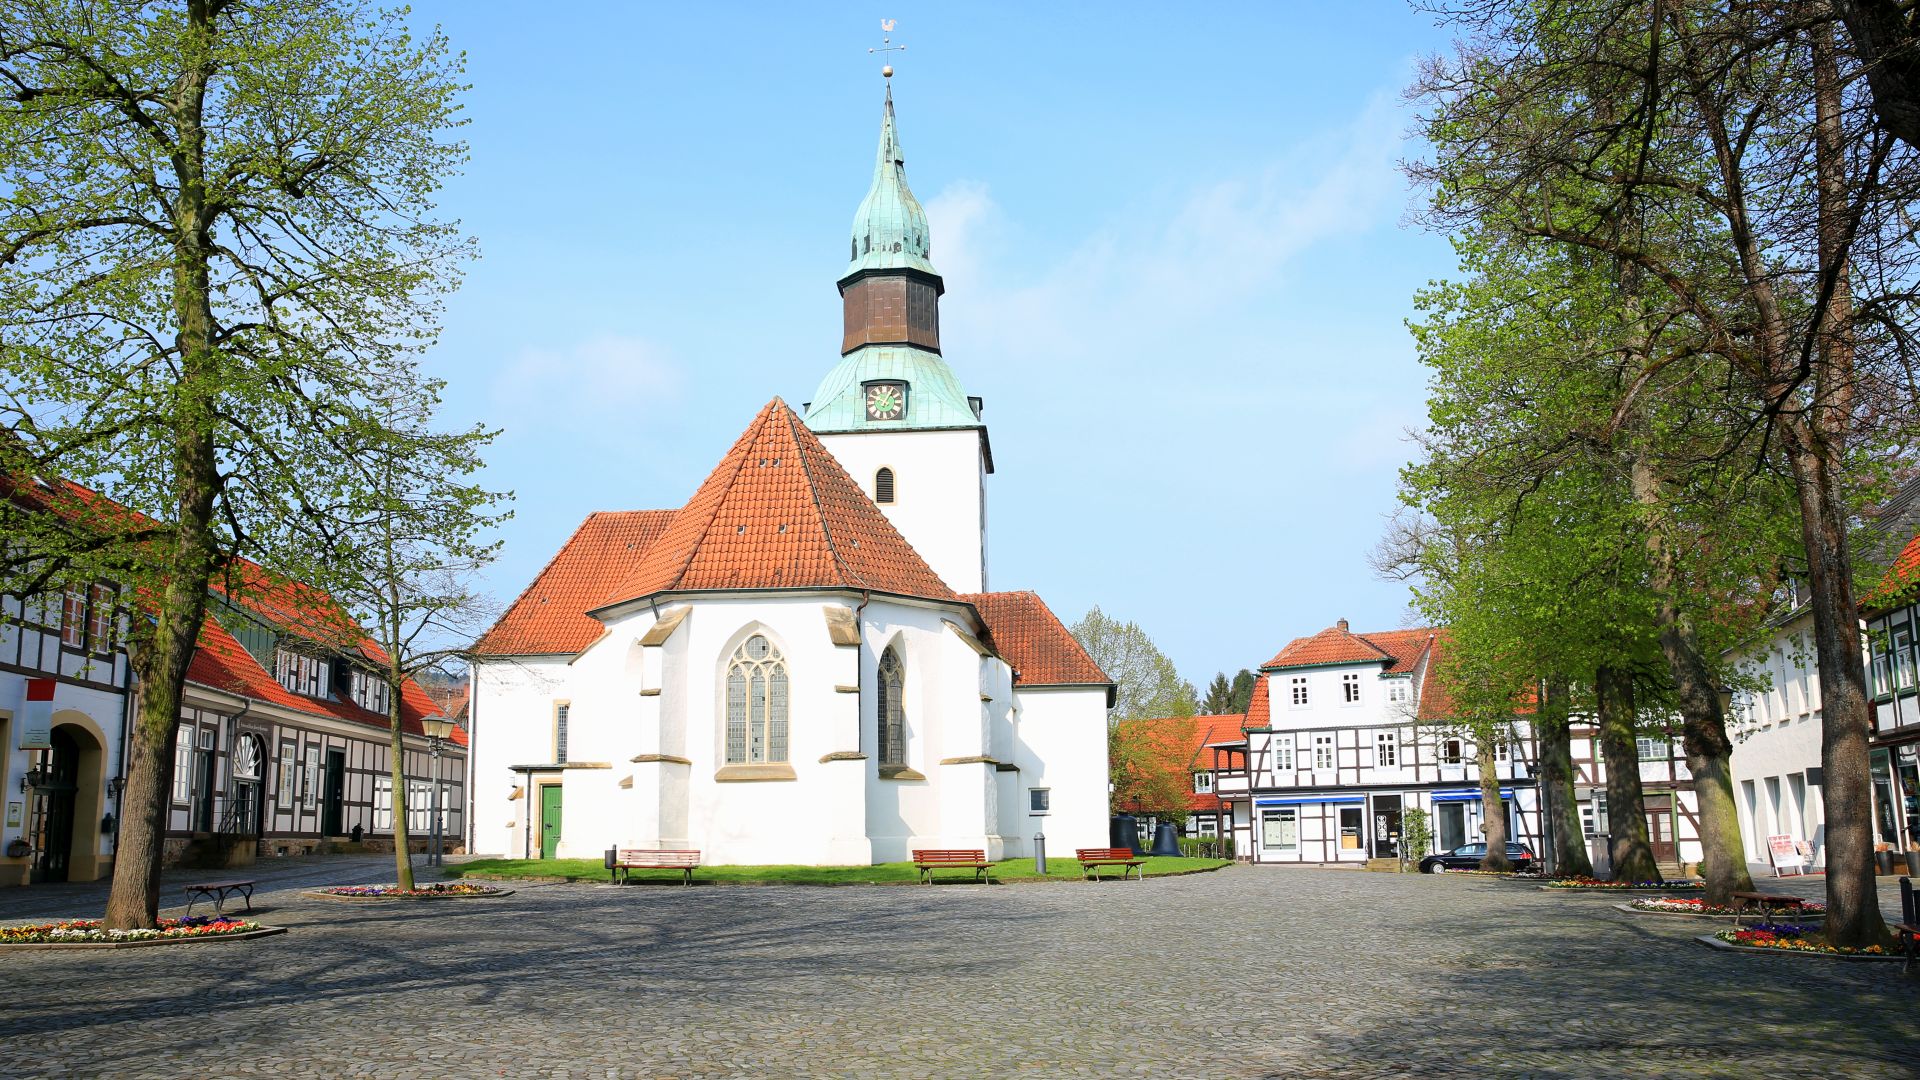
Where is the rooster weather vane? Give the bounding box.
[870,18,905,79]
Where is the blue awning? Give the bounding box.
[1430,788,1517,804]
[1254,795,1365,807]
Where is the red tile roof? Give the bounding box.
[598,399,957,609]
[1414,629,1455,723]
[1866,530,1920,611]
[1244,673,1271,727]
[475,510,676,656]
[1262,622,1438,673]
[187,610,464,745]
[964,590,1111,688]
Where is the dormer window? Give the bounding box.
[349,668,390,715]
[275,648,331,698]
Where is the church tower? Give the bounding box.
[804,82,991,593]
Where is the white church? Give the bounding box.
[469,82,1114,866]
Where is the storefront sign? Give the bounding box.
[1767,834,1806,876]
[17,679,53,750]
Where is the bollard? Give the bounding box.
[1033,833,1047,875]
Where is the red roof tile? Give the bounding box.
[1413,630,1478,723]
[964,590,1110,688]
[1244,673,1271,727]
[1866,530,1920,611]
[187,614,463,744]
[475,510,675,655]
[1262,622,1438,673]
[599,399,956,609]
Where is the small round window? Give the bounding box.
[745,635,771,660]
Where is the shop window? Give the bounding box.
[1262,808,1298,851]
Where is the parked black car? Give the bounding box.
[1420,842,1535,873]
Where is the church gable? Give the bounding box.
[597,399,957,609]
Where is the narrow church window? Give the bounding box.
[875,467,895,504]
[878,646,906,765]
[554,703,570,764]
[726,635,789,765]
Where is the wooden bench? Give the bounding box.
[183,879,256,917]
[609,849,701,886]
[1729,890,1810,925]
[1899,877,1919,977]
[912,849,993,885]
[1076,847,1145,881]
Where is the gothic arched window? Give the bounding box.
[877,646,905,766]
[725,634,789,764]
[875,467,896,504]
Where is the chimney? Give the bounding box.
[1337,618,1349,632]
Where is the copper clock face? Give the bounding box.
[865,382,905,421]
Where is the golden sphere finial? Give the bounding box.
[882,64,893,78]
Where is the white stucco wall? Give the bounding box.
[1728,612,1828,872]
[471,591,1108,867]
[816,427,988,594]
[1006,685,1110,856]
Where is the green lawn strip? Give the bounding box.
[447,855,1228,885]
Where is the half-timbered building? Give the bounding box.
[1212,623,1542,866]
[1865,525,1920,865]
[0,480,131,885]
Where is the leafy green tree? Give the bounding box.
[1070,606,1197,722]
[293,383,505,891]
[1411,0,1919,946]
[1199,670,1257,716]
[1109,715,1200,824]
[0,0,472,927]
[1201,672,1233,716]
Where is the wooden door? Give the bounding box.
[1644,795,1677,864]
[321,750,346,837]
[540,785,563,859]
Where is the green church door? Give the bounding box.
[540,785,563,859]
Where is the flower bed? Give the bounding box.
[1625,896,1825,918]
[1702,923,1898,959]
[0,915,280,949]
[1538,876,1703,891]
[308,882,511,900]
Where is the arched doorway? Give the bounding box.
[230,732,264,837]
[28,728,79,883]
[28,718,108,883]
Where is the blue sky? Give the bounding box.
[408,3,1461,690]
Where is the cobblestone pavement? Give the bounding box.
[3,864,1916,1079]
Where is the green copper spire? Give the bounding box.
[846,84,936,278]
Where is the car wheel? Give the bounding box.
[1425,861,1444,874]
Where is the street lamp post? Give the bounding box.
[421,716,458,868]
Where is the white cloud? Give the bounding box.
[491,333,684,427]
[924,89,1409,365]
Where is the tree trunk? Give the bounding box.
[1597,666,1661,882]
[387,670,415,891]
[104,16,219,929]
[1537,675,1594,878]
[1628,453,1754,904]
[1782,433,1890,947]
[1475,728,1512,871]
[1791,18,1890,951]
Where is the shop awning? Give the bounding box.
[1430,788,1517,803]
[1254,795,1366,807]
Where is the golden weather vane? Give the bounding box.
[869,18,906,80]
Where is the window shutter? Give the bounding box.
[874,467,895,504]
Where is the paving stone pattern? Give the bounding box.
[3,862,1916,1079]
